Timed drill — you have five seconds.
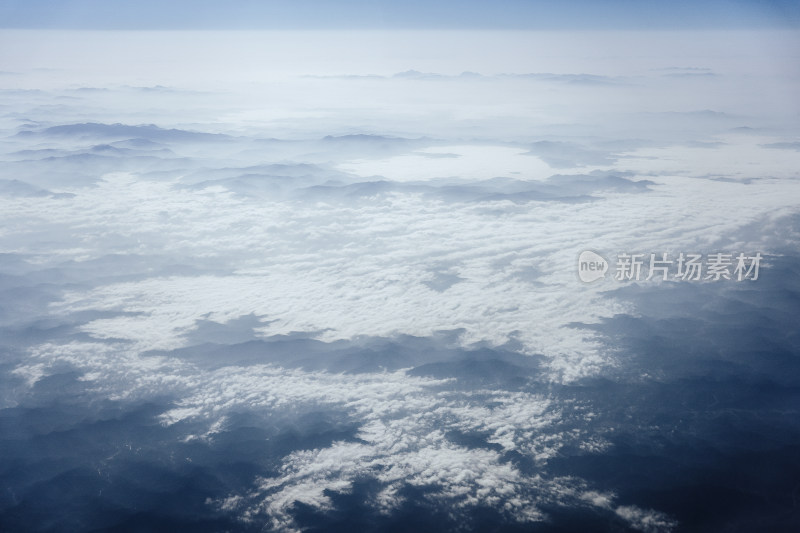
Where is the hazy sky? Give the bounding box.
[1,0,799,30]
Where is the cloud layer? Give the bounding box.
[1,29,799,532]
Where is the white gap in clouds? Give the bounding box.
[338,145,561,182]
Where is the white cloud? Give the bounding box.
[13,334,614,531]
[20,157,796,381]
[616,505,678,533]
[338,145,558,182]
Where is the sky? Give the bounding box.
[0,0,799,30]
